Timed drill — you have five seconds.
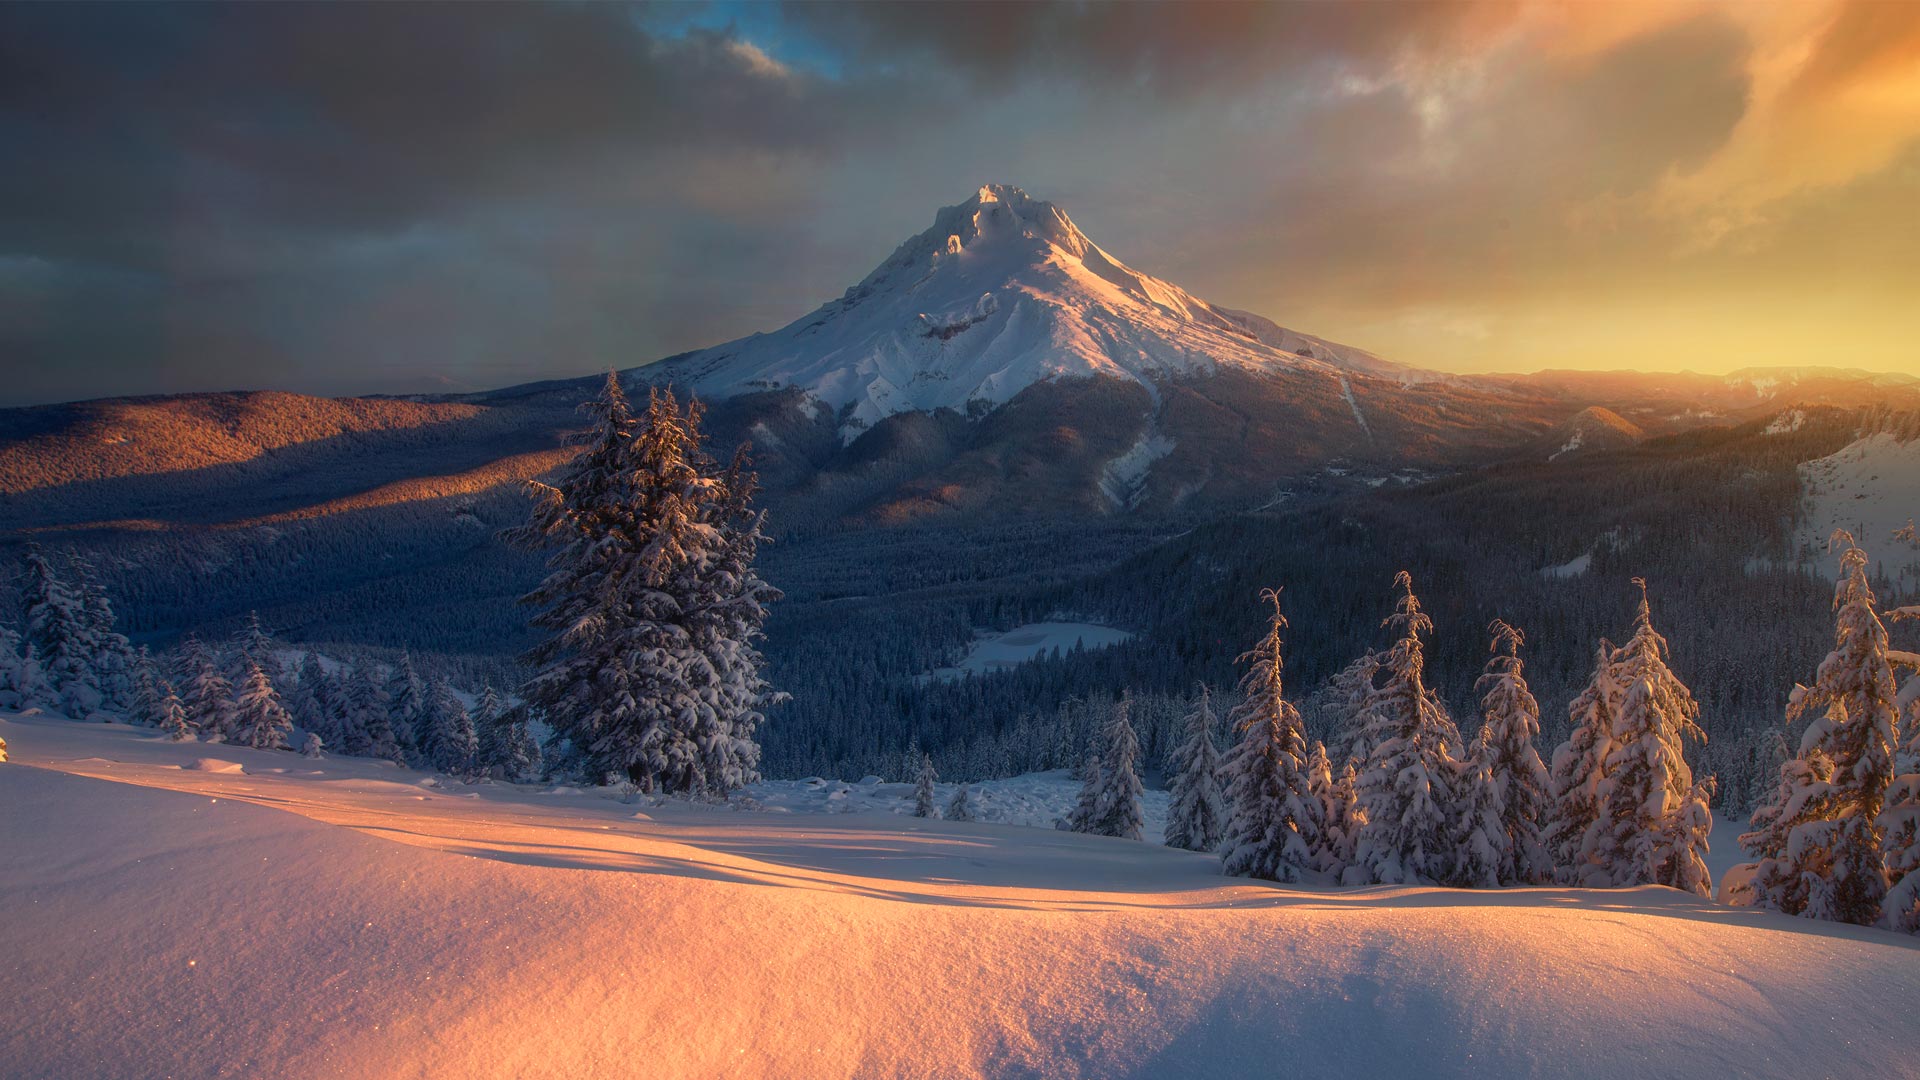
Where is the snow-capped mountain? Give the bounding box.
[649,184,1416,441]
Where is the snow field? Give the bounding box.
[3,712,1917,1080]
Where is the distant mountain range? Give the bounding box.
[5,183,1918,537]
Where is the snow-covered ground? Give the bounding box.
[4,711,1917,1080]
[1799,431,1920,575]
[923,621,1133,681]
[1539,551,1593,579]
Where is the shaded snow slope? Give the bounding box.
[1799,431,1920,575]
[5,713,1918,1080]
[644,185,1398,440]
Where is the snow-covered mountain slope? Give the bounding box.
[7,713,1919,1080]
[1798,429,1920,577]
[646,185,1409,441]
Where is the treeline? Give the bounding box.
[773,408,1918,790]
[1049,550,1920,935]
[1,544,541,782]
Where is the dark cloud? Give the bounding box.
[782,0,1511,92]
[0,1,1912,406]
[0,3,940,403]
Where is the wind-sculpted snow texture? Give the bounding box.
[5,712,1917,1080]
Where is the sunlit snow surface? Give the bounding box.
[4,711,1917,1080]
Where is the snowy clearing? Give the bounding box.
[924,621,1134,681]
[4,712,1917,1080]
[1539,551,1593,579]
[1798,431,1920,574]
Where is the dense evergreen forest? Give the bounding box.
[6,406,1917,808]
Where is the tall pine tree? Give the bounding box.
[1220,590,1323,882]
[1164,684,1227,853]
[1738,534,1901,922]
[1547,640,1620,885]
[177,635,234,740]
[65,551,133,712]
[1472,620,1553,885]
[20,546,97,718]
[1590,580,1712,895]
[1069,694,1145,840]
[419,680,478,777]
[385,651,427,764]
[913,754,939,818]
[511,376,779,796]
[228,659,294,750]
[1349,573,1462,886]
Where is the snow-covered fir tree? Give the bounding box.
[176,635,234,740]
[946,785,974,822]
[385,651,427,764]
[689,444,785,793]
[510,376,781,796]
[1742,729,1791,816]
[1737,534,1904,923]
[1063,752,1102,833]
[288,653,339,749]
[471,684,513,777]
[66,552,135,711]
[156,681,192,742]
[128,646,164,728]
[1311,652,1382,767]
[1451,753,1505,889]
[1349,573,1463,886]
[20,545,98,718]
[505,711,545,783]
[1590,580,1712,895]
[16,644,52,711]
[1319,754,1359,873]
[228,611,276,677]
[1080,693,1146,840]
[301,732,325,759]
[1472,620,1553,885]
[913,754,939,818]
[1731,745,1830,912]
[1883,531,1920,932]
[419,680,477,777]
[339,664,401,764]
[1546,640,1620,884]
[0,625,35,710]
[1220,590,1323,882]
[1882,714,1920,933]
[228,659,294,750]
[1163,684,1227,853]
[471,689,545,784]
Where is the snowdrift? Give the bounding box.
[3,713,1916,1080]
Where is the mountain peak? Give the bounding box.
[644,185,1404,440]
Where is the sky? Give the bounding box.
[2,1,1917,407]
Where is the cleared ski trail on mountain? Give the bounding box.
[4,713,1916,1080]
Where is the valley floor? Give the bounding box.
[3,711,1916,1080]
